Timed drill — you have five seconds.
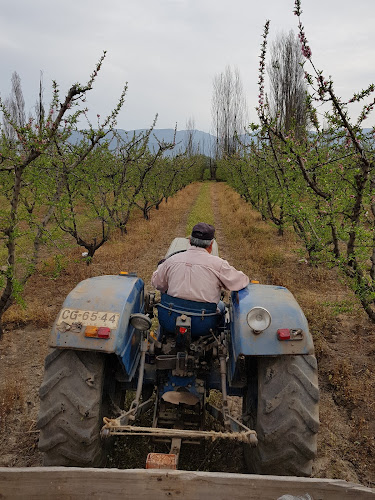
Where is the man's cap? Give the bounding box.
[191,222,215,240]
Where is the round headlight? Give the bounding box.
[246,307,271,333]
[130,313,152,331]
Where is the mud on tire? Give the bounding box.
[37,349,106,467]
[243,355,319,476]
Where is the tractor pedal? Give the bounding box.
[145,453,177,470]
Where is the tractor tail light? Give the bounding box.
[277,329,291,340]
[84,326,111,339]
[85,326,98,338]
[98,327,111,339]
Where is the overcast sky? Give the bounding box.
[1,0,374,133]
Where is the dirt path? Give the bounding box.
[0,181,374,487]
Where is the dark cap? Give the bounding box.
[191,222,215,240]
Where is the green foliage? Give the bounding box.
[321,299,354,317]
[0,55,128,331]
[186,183,215,236]
[41,254,68,280]
[9,275,25,309]
[202,168,211,181]
[0,64,205,330]
[223,1,375,321]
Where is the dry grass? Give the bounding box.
[0,378,39,467]
[213,183,359,324]
[212,182,375,486]
[0,380,24,433]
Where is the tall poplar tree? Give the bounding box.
[211,66,247,159]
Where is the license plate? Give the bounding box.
[57,308,120,329]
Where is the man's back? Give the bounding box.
[151,244,249,303]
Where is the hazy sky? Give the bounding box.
[1,0,374,133]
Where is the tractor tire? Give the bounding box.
[243,355,319,476]
[37,349,106,467]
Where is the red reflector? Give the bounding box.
[98,327,111,339]
[179,327,187,334]
[277,329,291,340]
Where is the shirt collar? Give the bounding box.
[188,245,209,253]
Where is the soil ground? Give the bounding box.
[0,182,374,488]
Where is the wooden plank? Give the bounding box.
[0,468,374,500]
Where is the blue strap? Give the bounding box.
[156,303,218,317]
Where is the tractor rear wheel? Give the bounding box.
[243,355,319,476]
[37,349,106,467]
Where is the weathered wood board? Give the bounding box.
[0,468,374,499]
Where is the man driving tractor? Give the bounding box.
[151,222,249,304]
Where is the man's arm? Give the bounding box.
[151,261,169,292]
[218,259,249,291]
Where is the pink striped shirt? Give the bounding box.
[151,245,249,303]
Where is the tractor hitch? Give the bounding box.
[101,420,257,446]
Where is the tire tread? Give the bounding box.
[244,355,319,476]
[37,349,105,467]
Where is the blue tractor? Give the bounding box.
[37,238,319,475]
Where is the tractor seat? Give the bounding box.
[157,293,220,337]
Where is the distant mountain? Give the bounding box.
[114,129,218,157]
[69,128,217,157]
[69,127,374,157]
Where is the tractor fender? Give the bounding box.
[229,284,314,381]
[49,275,144,380]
